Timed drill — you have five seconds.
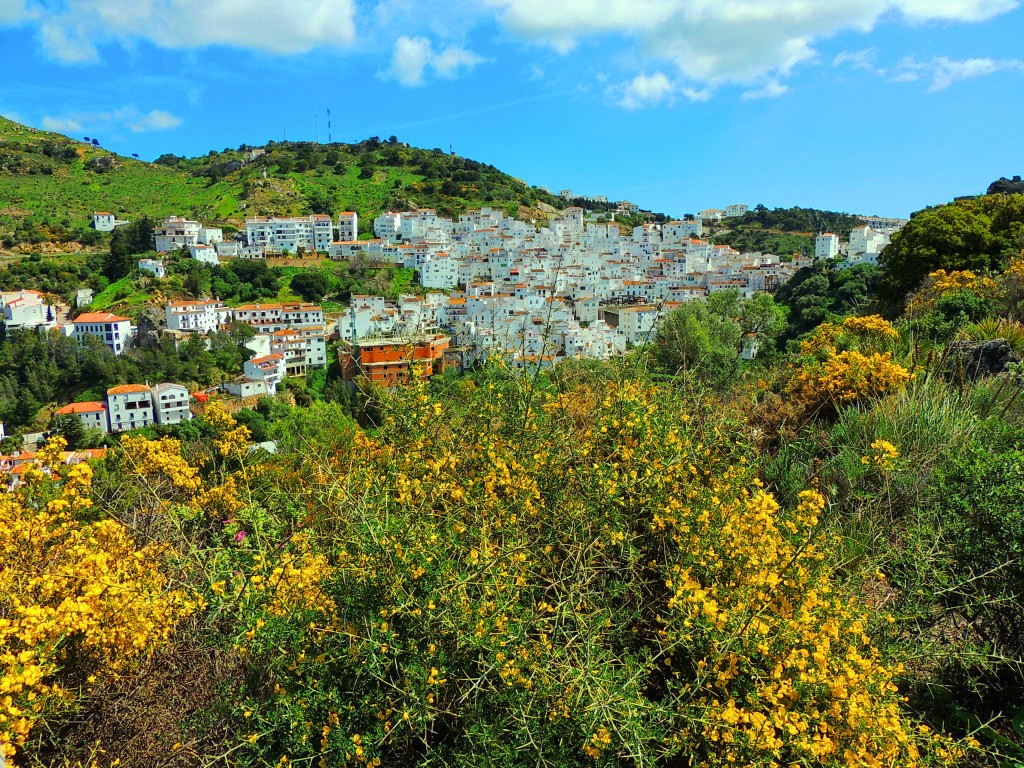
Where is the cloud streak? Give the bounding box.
[22,0,357,63]
[41,107,183,135]
[486,0,1021,87]
[384,35,487,86]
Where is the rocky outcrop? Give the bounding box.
[945,338,1022,381]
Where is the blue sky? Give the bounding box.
[1,0,1022,218]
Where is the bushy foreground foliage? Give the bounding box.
[4,370,981,767]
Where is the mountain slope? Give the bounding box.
[0,116,568,249]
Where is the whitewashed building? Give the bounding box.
[106,384,155,432]
[245,215,333,254]
[72,312,133,355]
[53,401,110,434]
[815,233,840,260]
[151,383,192,425]
[165,300,229,333]
[243,354,286,396]
[1,290,48,328]
[153,216,202,253]
[92,212,128,232]
[138,258,166,278]
[338,212,358,242]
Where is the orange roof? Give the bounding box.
[55,401,106,414]
[107,384,150,395]
[75,312,129,323]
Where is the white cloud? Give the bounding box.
[432,44,487,79]
[385,35,487,86]
[486,0,1021,86]
[41,115,83,133]
[892,55,1024,90]
[33,0,357,62]
[129,109,182,132]
[0,0,27,24]
[833,48,882,72]
[618,71,674,109]
[39,106,182,136]
[680,86,714,103]
[741,80,790,100]
[388,35,434,86]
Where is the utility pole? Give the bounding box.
[327,109,332,144]
[315,113,320,144]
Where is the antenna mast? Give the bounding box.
[327,108,332,144]
[316,113,320,144]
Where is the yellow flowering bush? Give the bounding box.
[0,439,194,765]
[218,368,966,768]
[862,439,900,471]
[905,269,1000,317]
[800,322,844,356]
[843,314,900,340]
[790,350,914,412]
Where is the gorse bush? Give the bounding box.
[0,438,195,764]
[108,368,970,768]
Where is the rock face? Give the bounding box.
[945,338,1022,381]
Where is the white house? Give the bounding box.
[847,225,889,265]
[138,258,166,278]
[814,233,840,260]
[243,354,286,396]
[53,401,110,434]
[151,383,192,425]
[419,256,460,289]
[724,204,749,218]
[92,212,128,232]
[72,312,133,355]
[615,305,661,346]
[233,302,324,332]
[189,244,220,265]
[74,288,95,308]
[153,216,202,253]
[338,212,358,242]
[373,212,402,241]
[165,300,229,333]
[223,378,271,398]
[1,289,48,328]
[106,384,155,432]
[197,227,223,246]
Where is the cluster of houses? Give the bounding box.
[138,213,359,262]
[320,206,794,364]
[50,299,332,436]
[0,447,108,488]
[53,382,192,434]
[69,202,910,377]
[814,218,905,268]
[165,299,328,396]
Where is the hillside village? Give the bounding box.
[0,195,907,445]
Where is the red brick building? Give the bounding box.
[338,335,451,386]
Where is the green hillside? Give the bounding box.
[711,205,867,257]
[0,116,567,250]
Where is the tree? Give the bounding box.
[651,301,742,385]
[878,194,1024,307]
[290,269,334,302]
[104,216,154,281]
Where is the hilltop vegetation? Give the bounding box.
[0,116,568,250]
[712,205,866,257]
